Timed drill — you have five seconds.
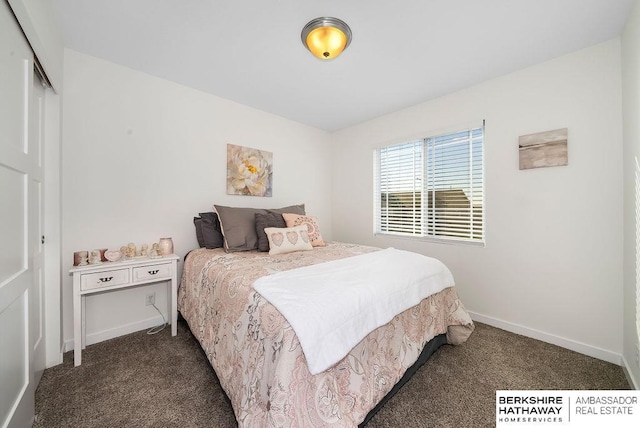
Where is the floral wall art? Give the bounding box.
[226,143,273,196]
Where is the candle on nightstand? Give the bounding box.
[158,237,173,255]
[77,251,88,266]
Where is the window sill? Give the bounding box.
[373,232,485,248]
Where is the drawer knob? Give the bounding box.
[99,277,113,283]
[148,270,159,275]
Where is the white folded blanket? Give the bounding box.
[253,248,454,375]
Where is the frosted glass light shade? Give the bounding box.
[302,17,352,60]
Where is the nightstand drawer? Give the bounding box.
[133,264,171,281]
[81,268,130,291]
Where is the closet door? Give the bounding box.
[0,1,37,427]
[31,68,46,387]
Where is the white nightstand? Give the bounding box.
[69,254,180,366]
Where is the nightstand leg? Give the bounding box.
[81,295,86,350]
[73,279,82,366]
[171,260,177,336]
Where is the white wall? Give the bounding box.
[61,49,333,349]
[331,40,624,363]
[622,0,640,388]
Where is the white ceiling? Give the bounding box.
[51,0,634,131]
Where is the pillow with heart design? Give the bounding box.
[281,214,325,247]
[264,225,313,255]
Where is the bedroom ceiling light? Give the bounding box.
[301,17,352,60]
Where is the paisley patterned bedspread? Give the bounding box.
[177,242,474,427]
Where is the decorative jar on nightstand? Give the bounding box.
[158,237,174,255]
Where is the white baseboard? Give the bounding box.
[63,315,166,352]
[468,311,622,366]
[621,355,640,390]
[45,349,63,368]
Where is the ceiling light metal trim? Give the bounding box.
[301,17,352,60]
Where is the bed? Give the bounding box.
[177,240,474,427]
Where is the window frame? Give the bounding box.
[373,122,485,247]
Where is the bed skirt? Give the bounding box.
[359,333,448,426]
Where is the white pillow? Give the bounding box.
[265,225,313,255]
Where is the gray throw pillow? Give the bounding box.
[193,217,205,248]
[199,212,224,249]
[255,212,286,252]
[214,204,305,252]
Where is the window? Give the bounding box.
[374,123,484,244]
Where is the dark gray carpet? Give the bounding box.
[34,321,629,428]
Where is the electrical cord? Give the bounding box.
[146,303,167,335]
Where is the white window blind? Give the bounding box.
[376,140,424,235]
[374,124,484,244]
